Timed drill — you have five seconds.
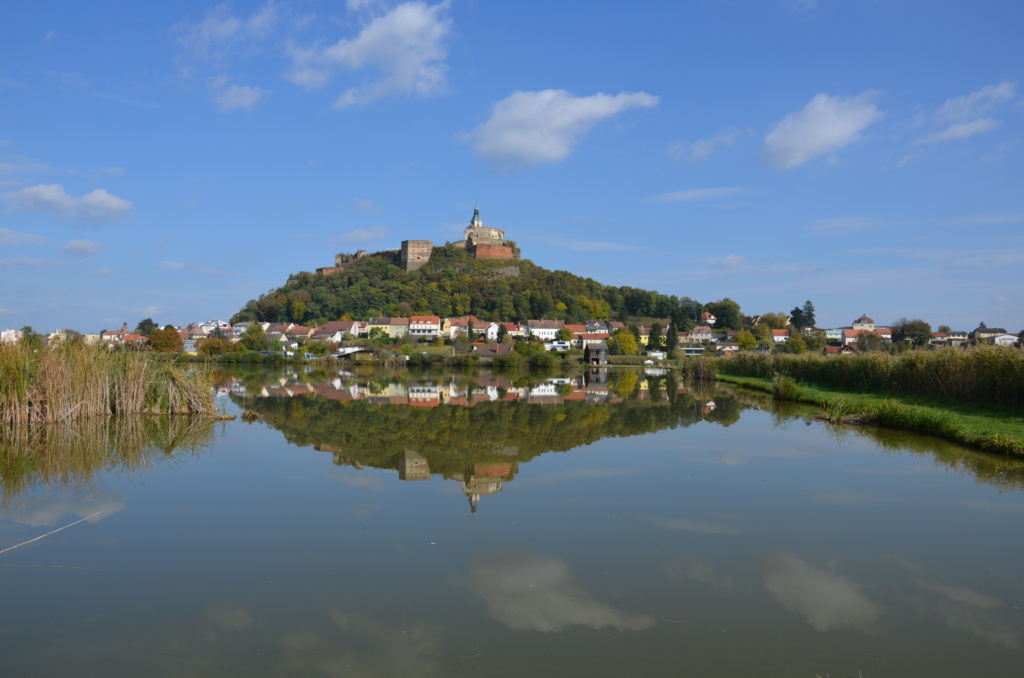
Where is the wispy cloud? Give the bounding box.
[286,1,453,108]
[465,89,658,169]
[1,184,132,224]
[208,76,270,111]
[173,2,280,63]
[646,187,746,203]
[62,239,101,256]
[0,227,52,245]
[328,225,389,243]
[93,267,112,277]
[761,552,881,632]
[1,257,45,268]
[667,127,747,161]
[353,198,383,214]
[912,82,1017,146]
[762,92,885,170]
[914,118,1000,145]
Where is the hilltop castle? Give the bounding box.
[401,205,518,272]
[319,206,518,276]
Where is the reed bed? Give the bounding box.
[0,342,216,425]
[719,347,1024,405]
[0,415,216,506]
[674,357,718,382]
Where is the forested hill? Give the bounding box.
[231,245,711,326]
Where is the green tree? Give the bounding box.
[705,299,742,330]
[758,312,789,330]
[135,318,158,338]
[150,326,183,353]
[19,326,43,350]
[786,332,807,354]
[241,324,272,352]
[735,330,756,350]
[938,325,952,333]
[856,331,883,352]
[892,318,932,346]
[555,327,573,342]
[648,322,664,351]
[664,320,679,353]
[752,324,772,346]
[801,300,815,329]
[497,323,508,343]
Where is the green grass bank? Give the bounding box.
[715,349,1024,457]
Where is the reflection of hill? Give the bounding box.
[0,417,216,506]
[230,371,737,512]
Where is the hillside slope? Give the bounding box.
[232,245,703,326]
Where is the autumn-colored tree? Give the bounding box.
[149,326,183,353]
[611,328,639,355]
[197,337,225,355]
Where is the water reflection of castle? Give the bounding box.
[230,368,696,513]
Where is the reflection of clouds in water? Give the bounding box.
[203,605,256,641]
[664,559,738,593]
[279,611,441,677]
[761,552,881,632]
[348,502,382,518]
[652,517,743,535]
[4,490,125,527]
[466,548,655,632]
[715,453,748,467]
[915,581,1019,648]
[532,468,642,483]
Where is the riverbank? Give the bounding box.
[717,373,1024,457]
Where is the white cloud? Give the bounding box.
[173,2,280,61]
[1,257,44,268]
[1,184,132,224]
[914,118,1000,146]
[353,198,383,214]
[210,79,271,111]
[762,92,885,170]
[466,89,659,169]
[647,187,745,203]
[667,128,746,161]
[328,225,389,243]
[761,552,881,632]
[717,254,748,268]
[3,490,125,528]
[93,267,112,277]
[62,239,101,256]
[465,549,655,632]
[0,227,52,245]
[935,81,1016,125]
[286,1,453,108]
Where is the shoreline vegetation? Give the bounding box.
[715,348,1024,457]
[0,342,216,426]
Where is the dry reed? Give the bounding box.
[0,342,216,425]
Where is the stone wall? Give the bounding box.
[401,240,434,272]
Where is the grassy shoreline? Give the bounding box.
[717,373,1024,457]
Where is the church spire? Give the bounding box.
[471,202,482,228]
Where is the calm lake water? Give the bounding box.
[2,367,1023,677]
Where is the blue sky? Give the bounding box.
[2,0,1022,333]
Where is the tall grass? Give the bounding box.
[0,342,215,425]
[675,357,718,382]
[719,347,1024,405]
